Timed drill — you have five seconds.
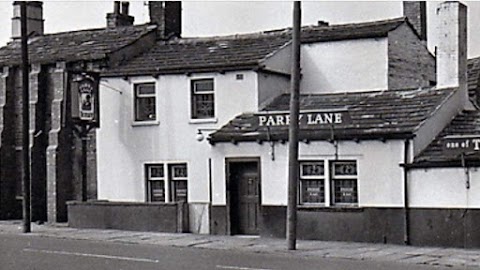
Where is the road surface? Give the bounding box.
[0,234,462,270]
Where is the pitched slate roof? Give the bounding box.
[103,17,407,76]
[0,24,156,66]
[406,57,480,167]
[412,111,480,167]
[209,88,455,143]
[467,57,480,104]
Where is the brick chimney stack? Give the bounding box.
[12,1,44,39]
[435,1,469,108]
[149,1,182,39]
[403,1,427,41]
[107,1,134,28]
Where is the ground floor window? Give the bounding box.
[146,164,165,202]
[298,160,358,206]
[299,161,325,204]
[331,161,358,205]
[169,164,188,202]
[146,163,188,203]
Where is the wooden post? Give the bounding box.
[287,1,301,250]
[20,1,31,233]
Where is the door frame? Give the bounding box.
[225,157,261,235]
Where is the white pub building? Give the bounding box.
[63,1,480,248]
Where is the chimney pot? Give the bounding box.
[121,2,129,15]
[107,1,134,28]
[149,1,182,39]
[317,20,329,27]
[114,1,120,14]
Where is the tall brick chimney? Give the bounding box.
[106,1,134,28]
[435,1,469,107]
[403,1,427,41]
[12,1,44,39]
[149,1,182,39]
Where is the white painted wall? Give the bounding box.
[97,71,260,203]
[409,167,480,208]
[97,70,293,233]
[300,38,389,93]
[211,139,405,207]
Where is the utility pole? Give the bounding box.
[287,1,301,250]
[20,1,31,233]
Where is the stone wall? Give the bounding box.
[388,23,435,90]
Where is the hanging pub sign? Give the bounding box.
[443,135,480,155]
[70,71,100,127]
[254,109,352,128]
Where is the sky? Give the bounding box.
[0,1,480,57]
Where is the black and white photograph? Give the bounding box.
[0,1,480,269]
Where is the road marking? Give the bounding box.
[216,265,273,270]
[23,248,159,263]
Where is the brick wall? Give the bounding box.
[388,23,436,90]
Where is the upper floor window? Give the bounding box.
[134,83,156,122]
[191,79,214,119]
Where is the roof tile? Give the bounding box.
[103,18,407,76]
[210,88,454,143]
[0,24,156,66]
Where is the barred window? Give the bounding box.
[191,79,214,119]
[134,83,156,122]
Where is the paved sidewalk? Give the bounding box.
[1,220,479,269]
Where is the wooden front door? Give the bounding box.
[229,161,260,235]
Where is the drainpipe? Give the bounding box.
[403,139,410,245]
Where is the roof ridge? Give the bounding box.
[32,23,155,38]
[176,17,407,43]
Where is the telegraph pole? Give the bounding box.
[20,1,31,233]
[287,1,301,250]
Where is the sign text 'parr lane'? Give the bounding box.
[256,111,351,127]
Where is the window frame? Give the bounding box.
[299,161,326,205]
[145,164,166,202]
[133,82,157,124]
[190,78,215,120]
[169,163,188,203]
[145,162,188,203]
[297,159,359,208]
[330,160,358,206]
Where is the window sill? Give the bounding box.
[298,205,362,212]
[189,118,218,124]
[132,120,160,127]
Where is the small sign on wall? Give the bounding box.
[70,72,100,127]
[443,135,480,155]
